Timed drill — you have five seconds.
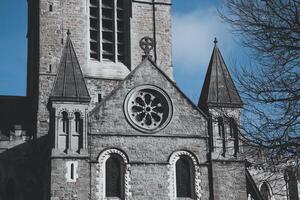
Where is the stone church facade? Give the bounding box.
[0,0,298,200]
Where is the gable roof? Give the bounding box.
[90,56,208,119]
[198,39,243,110]
[50,32,90,102]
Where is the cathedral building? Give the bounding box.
[0,0,298,200]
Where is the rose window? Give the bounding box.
[124,85,173,133]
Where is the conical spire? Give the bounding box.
[50,31,91,102]
[198,38,243,110]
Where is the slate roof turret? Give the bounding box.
[198,38,243,110]
[50,31,91,102]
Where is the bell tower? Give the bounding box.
[198,38,244,159]
[26,0,173,137]
[198,38,247,200]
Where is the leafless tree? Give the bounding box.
[220,0,300,164]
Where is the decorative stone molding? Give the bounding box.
[97,149,131,200]
[258,182,275,200]
[70,109,84,118]
[168,151,202,200]
[57,108,69,116]
[124,85,173,133]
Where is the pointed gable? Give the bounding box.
[50,32,90,102]
[198,39,243,110]
[89,57,208,137]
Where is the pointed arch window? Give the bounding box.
[105,154,125,198]
[176,156,195,198]
[260,182,271,200]
[89,0,130,65]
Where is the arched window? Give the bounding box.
[105,154,124,198]
[260,182,271,200]
[229,117,239,156]
[62,111,69,134]
[218,117,226,156]
[58,111,69,151]
[75,112,81,134]
[229,118,235,138]
[73,112,83,151]
[89,0,130,65]
[217,117,224,137]
[176,156,194,198]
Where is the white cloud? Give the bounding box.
[172,7,234,70]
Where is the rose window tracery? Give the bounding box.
[124,85,173,133]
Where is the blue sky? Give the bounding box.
[0,0,247,102]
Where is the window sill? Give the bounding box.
[85,60,130,80]
[105,197,123,200]
[176,197,194,200]
[51,148,88,158]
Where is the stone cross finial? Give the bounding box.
[214,37,218,45]
[139,37,154,56]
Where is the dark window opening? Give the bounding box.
[176,156,193,198]
[260,182,271,200]
[98,94,102,103]
[62,111,69,134]
[229,118,239,156]
[75,112,82,133]
[217,117,226,156]
[106,154,124,198]
[49,4,53,12]
[229,118,234,137]
[90,0,100,60]
[70,163,74,180]
[90,0,129,65]
[74,112,83,150]
[217,117,224,137]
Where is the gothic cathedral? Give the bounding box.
[0,0,298,200]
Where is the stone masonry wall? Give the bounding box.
[88,136,210,200]
[212,161,247,200]
[50,159,89,200]
[90,59,207,137]
[131,0,173,79]
[34,0,173,137]
[88,59,209,199]
[248,167,289,200]
[37,0,88,137]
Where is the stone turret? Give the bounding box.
[50,31,90,155]
[199,38,247,200]
[199,38,243,159]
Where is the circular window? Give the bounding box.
[124,85,173,133]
